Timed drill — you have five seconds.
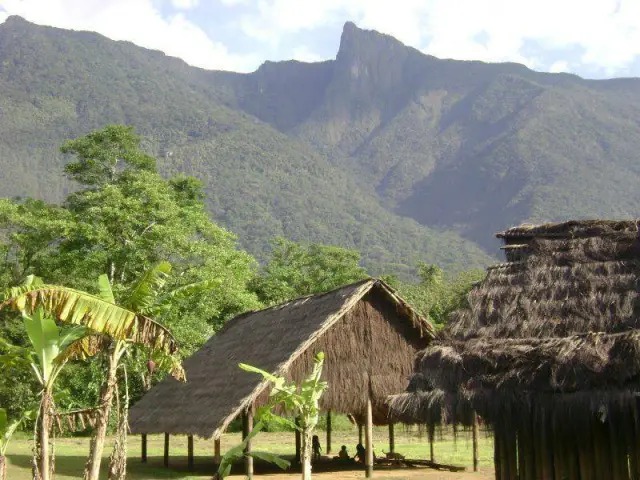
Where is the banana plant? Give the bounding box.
[218,352,327,480]
[1,262,186,480]
[0,408,34,480]
[0,307,89,480]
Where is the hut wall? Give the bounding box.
[285,289,428,422]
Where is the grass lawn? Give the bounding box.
[6,426,495,479]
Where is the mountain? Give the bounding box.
[0,16,492,277]
[225,22,640,250]
[1,17,639,275]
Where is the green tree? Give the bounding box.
[389,263,484,328]
[252,238,368,305]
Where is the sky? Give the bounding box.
[1,0,639,79]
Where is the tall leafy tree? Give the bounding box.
[252,238,368,305]
[388,263,485,328]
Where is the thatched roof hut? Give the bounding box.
[389,220,640,480]
[130,278,433,441]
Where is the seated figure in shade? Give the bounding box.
[354,443,366,463]
[312,435,322,460]
[338,445,350,460]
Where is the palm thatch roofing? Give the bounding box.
[129,278,433,439]
[389,220,640,479]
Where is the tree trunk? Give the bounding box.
[84,348,120,480]
[301,425,313,480]
[0,454,6,480]
[34,391,54,480]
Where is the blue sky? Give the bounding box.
[1,0,639,79]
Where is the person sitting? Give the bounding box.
[354,443,366,463]
[312,435,322,460]
[338,445,350,460]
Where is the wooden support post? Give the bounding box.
[242,407,254,480]
[365,397,374,478]
[187,435,194,471]
[141,434,147,463]
[388,423,395,454]
[428,424,435,462]
[214,438,221,462]
[358,423,363,444]
[472,412,479,472]
[163,433,169,468]
[326,410,332,455]
[295,417,301,463]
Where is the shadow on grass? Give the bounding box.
[9,453,427,478]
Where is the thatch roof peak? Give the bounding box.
[497,219,639,241]
[130,278,432,438]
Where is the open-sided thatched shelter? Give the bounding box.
[130,278,433,476]
[389,220,640,480]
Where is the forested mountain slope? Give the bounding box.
[0,16,492,276]
[1,16,639,272]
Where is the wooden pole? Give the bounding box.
[141,434,147,463]
[214,438,221,463]
[494,427,502,480]
[326,410,332,455]
[163,433,169,468]
[187,435,194,471]
[472,412,479,472]
[242,407,254,480]
[365,397,374,478]
[428,424,435,462]
[295,417,301,463]
[388,423,395,454]
[358,423,363,444]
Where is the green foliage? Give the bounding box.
[389,263,485,329]
[252,238,368,305]
[0,408,33,456]
[218,352,327,478]
[61,125,156,186]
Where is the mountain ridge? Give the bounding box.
[1,16,639,272]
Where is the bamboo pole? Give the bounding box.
[243,407,254,480]
[141,434,147,463]
[326,410,332,455]
[388,423,395,454]
[187,435,194,471]
[472,412,479,472]
[163,433,169,468]
[365,397,374,478]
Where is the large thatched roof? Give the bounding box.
[130,278,433,438]
[389,219,640,425]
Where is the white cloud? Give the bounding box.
[291,46,324,63]
[0,0,256,72]
[171,0,199,9]
[1,0,639,76]
[549,61,569,74]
